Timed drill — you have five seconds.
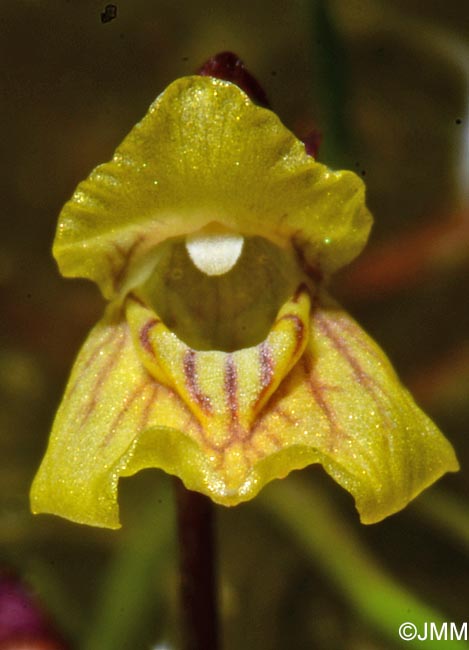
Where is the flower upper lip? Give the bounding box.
[52,75,372,301]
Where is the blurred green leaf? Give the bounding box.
[260,476,469,649]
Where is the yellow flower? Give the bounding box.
[30,76,458,528]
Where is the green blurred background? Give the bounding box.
[1,1,468,648]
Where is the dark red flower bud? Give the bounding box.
[198,52,270,108]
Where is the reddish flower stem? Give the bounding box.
[174,479,220,650]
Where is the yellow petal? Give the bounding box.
[251,293,459,523]
[53,75,371,299]
[30,307,200,528]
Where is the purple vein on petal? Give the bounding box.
[66,327,118,401]
[224,354,239,428]
[315,312,391,423]
[326,314,408,487]
[183,350,213,414]
[111,235,144,292]
[329,313,386,367]
[253,342,274,411]
[78,326,128,428]
[139,318,161,357]
[278,313,305,357]
[303,350,382,479]
[137,382,160,432]
[99,379,150,449]
[302,354,341,440]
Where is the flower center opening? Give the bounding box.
[139,228,306,352]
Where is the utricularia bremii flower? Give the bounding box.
[31,61,458,528]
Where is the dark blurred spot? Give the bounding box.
[456,118,462,125]
[100,4,117,24]
[374,45,394,65]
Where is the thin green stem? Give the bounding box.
[310,0,352,168]
[413,489,469,553]
[82,480,173,650]
[259,477,469,650]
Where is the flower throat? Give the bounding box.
[139,233,306,352]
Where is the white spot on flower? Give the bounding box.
[186,223,244,276]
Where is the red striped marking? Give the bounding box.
[315,312,389,421]
[303,354,340,438]
[224,354,239,425]
[253,342,274,410]
[183,350,212,413]
[139,318,160,355]
[278,313,305,356]
[304,333,385,475]
[100,379,148,448]
[66,327,118,401]
[79,329,127,427]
